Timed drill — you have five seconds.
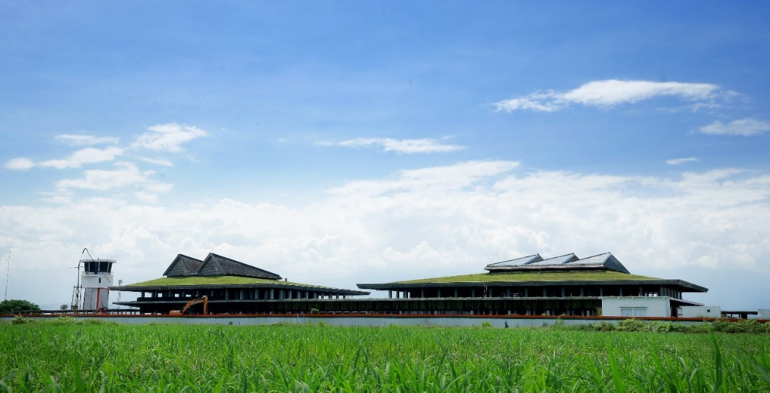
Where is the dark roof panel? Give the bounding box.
[163,254,204,277]
[196,253,282,280]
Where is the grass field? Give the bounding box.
[1,321,770,392]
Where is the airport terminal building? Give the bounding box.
[114,252,707,317]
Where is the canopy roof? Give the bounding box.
[116,275,369,295]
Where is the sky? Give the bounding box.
[1,2,769,311]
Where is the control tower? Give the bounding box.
[74,258,116,311]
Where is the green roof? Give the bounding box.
[127,276,326,288]
[395,271,659,284]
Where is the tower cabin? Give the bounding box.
[79,258,116,311]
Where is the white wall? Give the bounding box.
[601,296,671,317]
[679,306,721,318]
[759,309,770,319]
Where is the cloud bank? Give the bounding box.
[2,160,769,309]
[495,80,724,112]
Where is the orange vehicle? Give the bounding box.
[169,296,208,315]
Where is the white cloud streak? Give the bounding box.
[132,123,207,152]
[318,138,464,154]
[39,147,123,169]
[666,157,699,165]
[3,158,34,170]
[55,134,119,146]
[55,162,170,192]
[698,118,770,136]
[495,80,722,112]
[139,157,174,167]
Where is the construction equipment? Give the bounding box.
[169,296,208,316]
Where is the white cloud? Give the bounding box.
[4,157,34,170]
[3,161,770,309]
[139,157,174,167]
[698,118,770,136]
[134,191,159,204]
[144,183,174,194]
[495,80,722,112]
[39,147,123,169]
[666,157,699,165]
[132,123,207,152]
[56,162,150,191]
[55,134,119,146]
[318,138,464,154]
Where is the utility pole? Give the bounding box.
[3,246,10,301]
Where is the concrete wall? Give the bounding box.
[759,309,770,319]
[601,296,671,317]
[680,306,721,318]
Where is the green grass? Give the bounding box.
[396,270,658,284]
[1,324,769,392]
[127,275,332,288]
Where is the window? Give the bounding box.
[620,307,646,317]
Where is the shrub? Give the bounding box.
[11,315,32,325]
[0,299,40,314]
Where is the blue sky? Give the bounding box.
[1,2,769,310]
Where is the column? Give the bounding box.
[389,290,392,299]
[270,289,275,300]
[454,289,458,298]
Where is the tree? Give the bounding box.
[0,299,41,314]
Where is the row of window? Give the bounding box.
[620,307,647,317]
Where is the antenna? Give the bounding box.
[71,248,94,310]
[3,246,10,301]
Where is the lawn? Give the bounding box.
[1,322,769,392]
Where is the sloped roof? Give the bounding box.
[196,253,282,280]
[485,254,543,267]
[163,254,204,277]
[485,252,630,274]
